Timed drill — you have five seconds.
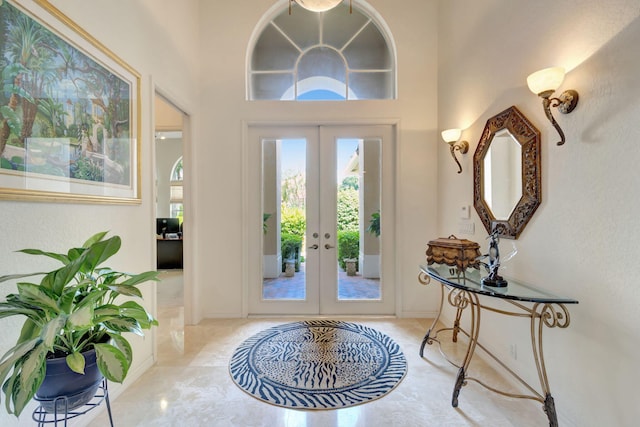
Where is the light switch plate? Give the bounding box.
[459,205,471,220]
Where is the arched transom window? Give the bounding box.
[248,1,396,100]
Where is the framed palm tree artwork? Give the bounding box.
[0,0,141,203]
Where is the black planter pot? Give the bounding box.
[36,348,104,413]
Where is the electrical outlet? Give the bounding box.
[509,344,517,360]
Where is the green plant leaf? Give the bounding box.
[66,352,85,375]
[45,261,84,296]
[58,286,80,314]
[17,248,69,264]
[94,343,129,383]
[67,247,85,262]
[81,236,121,272]
[19,343,46,396]
[16,319,40,345]
[98,269,122,285]
[16,282,60,314]
[0,272,48,284]
[0,302,41,320]
[42,236,116,295]
[3,367,20,415]
[10,359,40,417]
[108,334,133,367]
[107,284,142,298]
[120,270,159,287]
[67,304,94,330]
[93,304,123,326]
[40,316,66,349]
[82,231,109,248]
[0,340,41,416]
[0,232,159,416]
[0,338,40,389]
[72,288,107,312]
[118,301,157,328]
[104,317,142,335]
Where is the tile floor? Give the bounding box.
[88,271,546,427]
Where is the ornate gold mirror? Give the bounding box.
[473,106,541,239]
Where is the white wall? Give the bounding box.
[194,0,440,319]
[437,1,640,425]
[13,0,635,425]
[0,1,199,425]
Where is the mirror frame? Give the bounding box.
[473,106,541,239]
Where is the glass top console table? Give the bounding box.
[418,264,578,427]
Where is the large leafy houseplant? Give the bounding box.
[0,232,158,417]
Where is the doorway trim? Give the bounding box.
[153,85,194,327]
[242,120,401,317]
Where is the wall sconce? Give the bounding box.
[441,128,469,174]
[526,67,579,146]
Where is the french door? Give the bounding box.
[247,125,395,316]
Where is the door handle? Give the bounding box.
[309,244,319,250]
[324,243,335,249]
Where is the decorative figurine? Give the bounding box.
[479,230,508,287]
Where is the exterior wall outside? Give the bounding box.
[0,1,200,425]
[359,139,381,278]
[437,1,640,425]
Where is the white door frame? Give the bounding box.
[243,122,397,316]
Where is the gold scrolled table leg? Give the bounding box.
[451,290,480,408]
[418,271,442,357]
[531,303,571,427]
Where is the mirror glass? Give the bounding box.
[473,106,541,239]
[483,129,522,220]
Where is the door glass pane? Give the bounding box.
[336,138,381,300]
[262,139,307,300]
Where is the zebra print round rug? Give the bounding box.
[229,320,407,409]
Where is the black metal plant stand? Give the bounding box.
[32,379,114,427]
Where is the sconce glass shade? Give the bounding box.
[441,128,462,143]
[527,67,565,95]
[295,0,342,12]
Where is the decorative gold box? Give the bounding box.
[426,235,481,270]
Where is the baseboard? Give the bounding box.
[203,312,246,319]
[210,311,438,319]
[399,310,438,318]
[66,354,156,426]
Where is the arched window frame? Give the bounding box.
[170,157,183,220]
[246,0,397,101]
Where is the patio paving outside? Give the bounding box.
[262,262,381,300]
